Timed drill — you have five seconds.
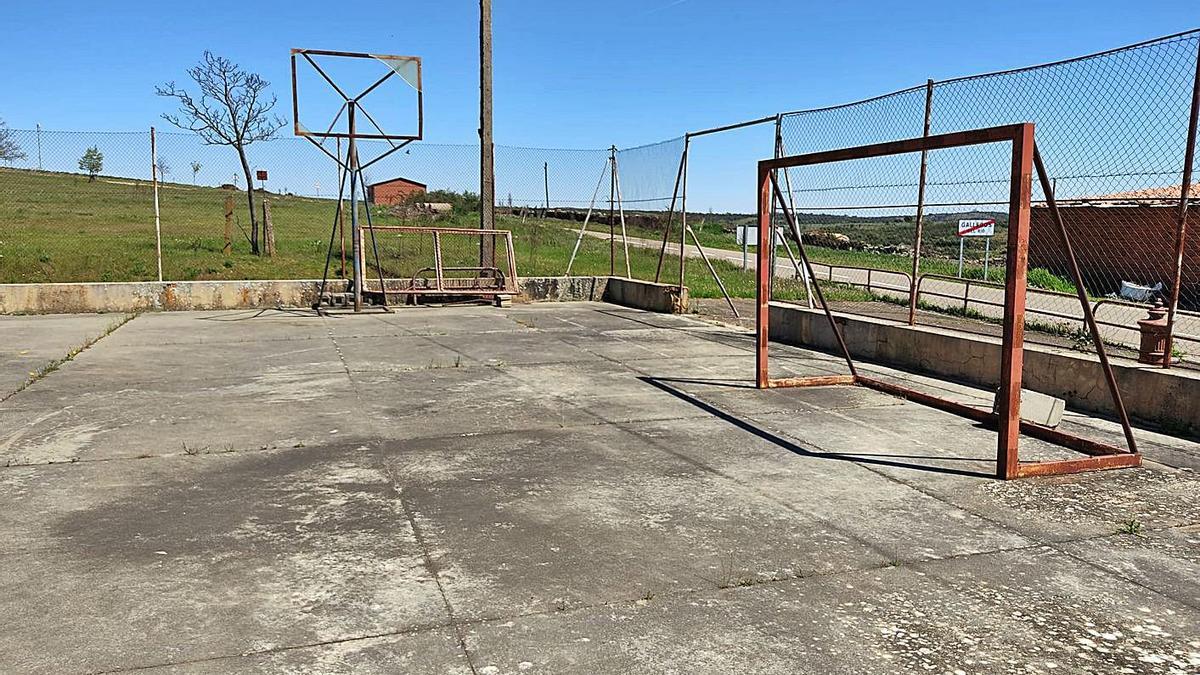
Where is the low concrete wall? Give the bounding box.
[518,276,607,303]
[0,276,688,315]
[0,279,344,314]
[769,302,1200,435]
[601,277,689,314]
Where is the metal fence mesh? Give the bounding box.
[1,29,1197,359]
[769,29,1200,361]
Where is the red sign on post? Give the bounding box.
[256,170,268,181]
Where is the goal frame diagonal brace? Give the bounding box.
[755,123,1141,480]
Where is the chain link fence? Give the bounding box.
[1,29,1198,360]
[766,29,1200,362]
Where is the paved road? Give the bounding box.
[580,229,1200,353]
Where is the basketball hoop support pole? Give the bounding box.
[348,102,362,312]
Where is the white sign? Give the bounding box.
[737,225,786,246]
[957,219,996,237]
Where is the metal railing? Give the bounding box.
[357,225,518,298]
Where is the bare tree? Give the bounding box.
[190,161,202,184]
[0,118,26,165]
[155,157,171,181]
[157,52,284,254]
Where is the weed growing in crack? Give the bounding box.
[1117,518,1144,536]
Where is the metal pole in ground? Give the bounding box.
[983,237,991,280]
[349,103,362,311]
[543,161,550,217]
[774,116,810,305]
[565,159,608,275]
[609,146,616,276]
[909,79,934,324]
[151,127,163,283]
[1164,40,1200,369]
[612,150,632,278]
[1034,146,1138,454]
[653,145,686,283]
[337,137,346,278]
[678,136,690,294]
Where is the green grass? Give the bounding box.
[1,168,871,303]
[0,167,1069,303]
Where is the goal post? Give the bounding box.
[755,123,1141,480]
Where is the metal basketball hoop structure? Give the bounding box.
[756,123,1141,479]
[291,48,423,312]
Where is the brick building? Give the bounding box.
[366,176,427,206]
[1029,184,1198,308]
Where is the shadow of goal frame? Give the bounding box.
[755,123,1142,480]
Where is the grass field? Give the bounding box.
[4,167,1077,303]
[0,168,870,303]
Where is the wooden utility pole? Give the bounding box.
[262,198,275,258]
[223,194,234,256]
[479,0,496,268]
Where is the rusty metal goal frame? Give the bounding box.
[755,123,1141,479]
[357,225,518,302]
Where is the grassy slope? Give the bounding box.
[0,168,857,302]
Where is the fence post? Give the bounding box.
[1164,40,1200,368]
[678,137,690,294]
[223,194,234,256]
[775,115,815,309]
[609,146,616,276]
[151,127,163,283]
[908,79,935,325]
[262,198,275,258]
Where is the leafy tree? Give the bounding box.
[79,146,104,181]
[157,52,285,255]
[0,118,25,164]
[190,161,202,184]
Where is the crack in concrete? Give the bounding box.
[91,524,1197,674]
[325,319,481,675]
[1,313,138,404]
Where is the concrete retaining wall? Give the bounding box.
[769,302,1200,435]
[518,276,607,303]
[0,276,688,315]
[0,279,343,314]
[601,277,688,314]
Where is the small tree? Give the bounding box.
[190,161,202,184]
[0,118,26,165]
[157,52,285,255]
[79,146,104,181]
[155,157,171,181]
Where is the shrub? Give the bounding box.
[1027,267,1077,294]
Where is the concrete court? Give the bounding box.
[1,301,1198,674]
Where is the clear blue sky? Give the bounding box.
[0,1,1196,210]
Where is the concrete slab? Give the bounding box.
[1,303,1197,672]
[464,548,1200,674]
[0,371,360,464]
[0,445,446,674]
[0,312,130,398]
[382,425,891,620]
[137,630,470,675]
